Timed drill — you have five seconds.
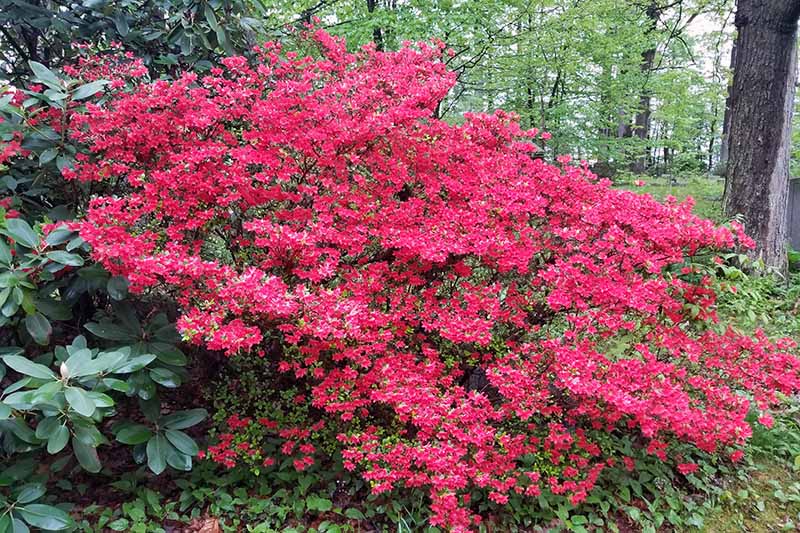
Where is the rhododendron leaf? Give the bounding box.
[138,396,161,423]
[84,321,137,342]
[34,416,61,440]
[112,14,129,37]
[17,503,73,530]
[24,313,51,346]
[87,350,127,375]
[110,353,155,374]
[14,483,45,505]
[204,5,220,32]
[102,378,131,393]
[40,148,59,167]
[44,228,75,247]
[149,367,180,388]
[106,276,129,301]
[164,429,198,456]
[146,434,167,474]
[27,61,61,90]
[31,381,62,404]
[45,251,84,267]
[115,424,153,445]
[11,517,29,533]
[165,443,192,471]
[61,348,92,378]
[71,80,109,101]
[149,344,186,366]
[160,408,207,430]
[0,240,10,265]
[34,297,72,321]
[3,355,55,380]
[3,219,39,250]
[87,391,114,408]
[46,425,69,454]
[72,437,101,473]
[65,387,95,417]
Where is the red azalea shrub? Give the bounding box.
[65,30,800,530]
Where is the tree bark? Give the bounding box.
[724,0,800,272]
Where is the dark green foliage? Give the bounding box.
[0,0,266,84]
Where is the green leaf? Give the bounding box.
[44,227,75,246]
[71,80,108,100]
[0,404,10,420]
[47,424,69,454]
[46,251,84,267]
[344,508,365,520]
[0,240,10,265]
[2,355,56,379]
[65,386,95,417]
[90,350,127,374]
[17,503,73,530]
[31,380,62,403]
[146,434,167,475]
[106,276,128,300]
[113,14,129,36]
[204,5,220,32]
[138,396,160,422]
[27,61,61,90]
[34,416,61,440]
[111,353,156,373]
[84,321,138,342]
[25,313,52,345]
[164,429,198,456]
[115,424,153,445]
[61,348,92,378]
[87,391,114,408]
[4,219,39,249]
[15,483,45,504]
[107,518,130,531]
[72,437,101,473]
[38,147,58,166]
[10,518,28,533]
[150,343,186,366]
[160,408,207,430]
[306,495,333,512]
[102,378,130,393]
[165,444,192,471]
[149,367,181,388]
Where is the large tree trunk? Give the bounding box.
[724,0,800,272]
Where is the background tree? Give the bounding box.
[723,0,800,271]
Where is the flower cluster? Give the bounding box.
[67,30,800,530]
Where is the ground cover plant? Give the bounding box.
[41,28,800,531]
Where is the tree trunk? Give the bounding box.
[366,0,384,51]
[724,0,800,272]
[630,45,656,173]
[718,39,737,172]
